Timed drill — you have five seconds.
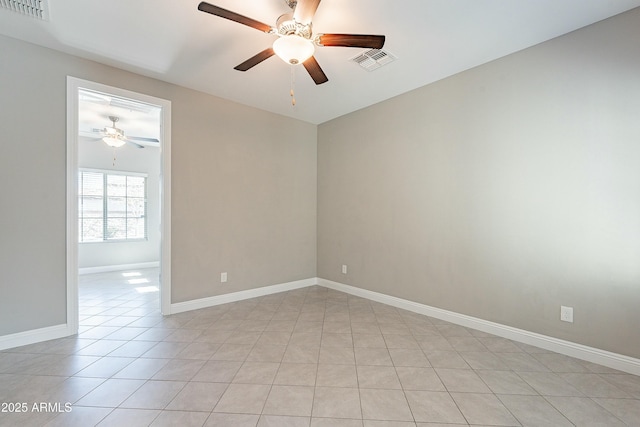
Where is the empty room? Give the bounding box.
[1,1,639,426]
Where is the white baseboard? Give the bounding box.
[0,324,74,351]
[5,275,638,376]
[79,261,160,275]
[318,278,640,376]
[170,278,319,314]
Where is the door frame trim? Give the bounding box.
[66,76,172,333]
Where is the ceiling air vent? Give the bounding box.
[0,0,49,20]
[350,49,396,71]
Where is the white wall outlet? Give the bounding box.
[221,272,227,283]
[560,305,573,323]
[341,264,348,274]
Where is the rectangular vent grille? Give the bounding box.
[0,0,49,20]
[350,49,396,71]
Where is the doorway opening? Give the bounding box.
[66,77,172,333]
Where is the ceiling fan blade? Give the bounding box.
[125,140,145,149]
[198,2,273,33]
[317,34,385,49]
[127,136,160,143]
[303,56,328,85]
[293,0,321,25]
[234,48,275,71]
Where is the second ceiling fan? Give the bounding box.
[198,0,386,85]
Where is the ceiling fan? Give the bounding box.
[92,116,159,149]
[197,0,386,85]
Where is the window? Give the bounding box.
[78,170,147,242]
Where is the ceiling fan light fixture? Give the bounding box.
[102,135,126,148]
[273,35,314,65]
[102,124,126,148]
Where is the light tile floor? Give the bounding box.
[1,268,640,426]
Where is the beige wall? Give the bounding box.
[318,9,640,358]
[170,88,317,303]
[0,35,317,335]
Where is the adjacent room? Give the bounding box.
[1,1,639,426]
[76,88,163,319]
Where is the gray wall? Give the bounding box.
[0,34,317,336]
[78,139,161,269]
[318,9,640,358]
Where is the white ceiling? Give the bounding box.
[2,0,639,124]
[78,89,162,145]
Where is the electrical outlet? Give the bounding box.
[560,305,573,323]
[221,272,227,283]
[341,265,348,274]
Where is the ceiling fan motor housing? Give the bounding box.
[104,126,124,139]
[276,13,312,39]
[105,115,125,139]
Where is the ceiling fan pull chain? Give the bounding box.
[112,148,117,167]
[290,65,296,106]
